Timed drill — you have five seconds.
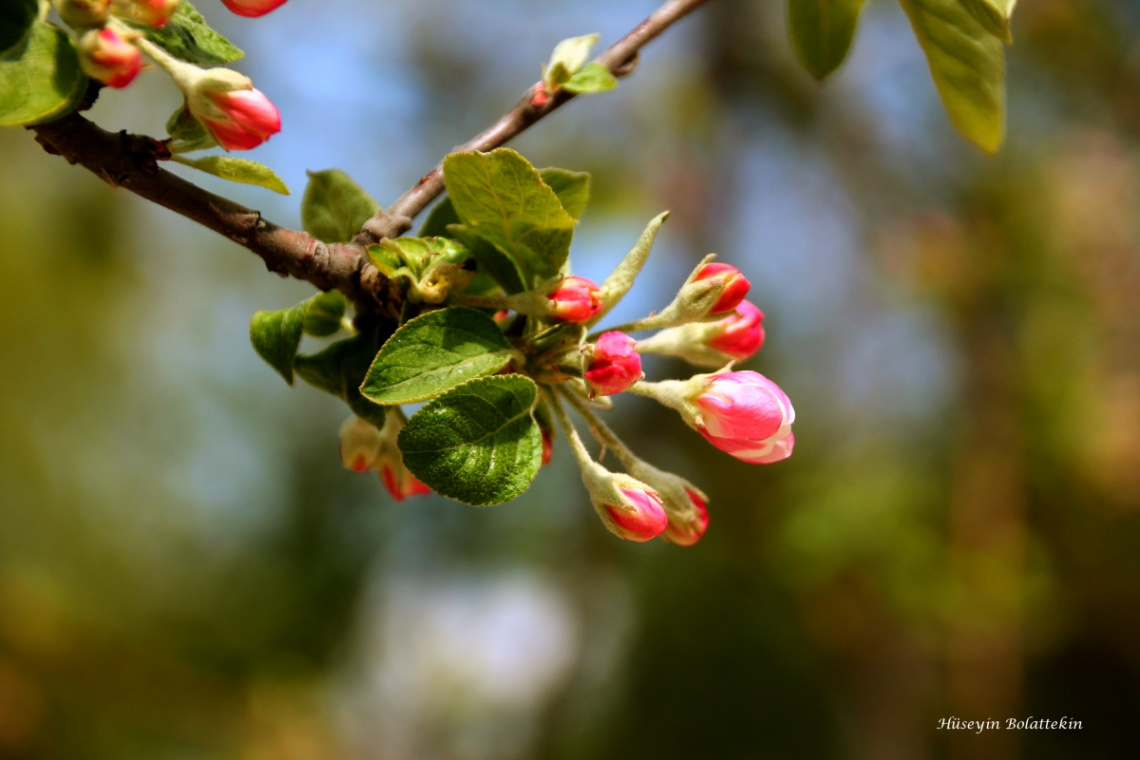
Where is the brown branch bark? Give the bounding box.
[31,0,713,309]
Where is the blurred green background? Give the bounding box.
[3,0,1140,758]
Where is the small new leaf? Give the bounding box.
[442,149,576,288]
[302,169,380,244]
[900,0,1006,153]
[563,62,618,94]
[788,0,868,80]
[398,375,543,506]
[959,0,1016,43]
[171,155,290,194]
[250,301,307,385]
[590,211,670,326]
[0,19,87,127]
[129,1,244,66]
[165,104,216,152]
[360,306,518,405]
[543,33,598,89]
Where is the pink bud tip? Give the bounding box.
[693,371,794,464]
[220,0,288,16]
[200,88,282,151]
[665,489,710,546]
[547,276,602,323]
[694,262,751,315]
[707,300,765,360]
[532,82,550,109]
[606,488,668,542]
[585,331,643,397]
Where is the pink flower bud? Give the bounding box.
[78,28,141,90]
[113,0,179,28]
[605,487,668,542]
[380,464,432,502]
[707,300,765,360]
[585,331,643,397]
[693,262,750,314]
[220,0,287,16]
[185,71,282,151]
[693,371,795,464]
[547,276,602,323]
[664,489,709,546]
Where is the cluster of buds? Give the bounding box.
[56,0,285,151]
[339,412,432,502]
[463,221,795,546]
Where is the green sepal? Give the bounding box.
[171,155,290,194]
[301,169,380,244]
[128,1,243,66]
[360,306,519,405]
[165,104,216,152]
[398,375,543,506]
[0,17,87,127]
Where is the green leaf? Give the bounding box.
[0,19,86,127]
[442,148,576,288]
[171,155,290,194]
[360,306,518,405]
[540,168,591,219]
[563,62,618,94]
[398,375,542,506]
[788,0,868,79]
[447,225,527,295]
[0,0,36,54]
[294,339,349,396]
[250,301,307,385]
[302,291,346,337]
[302,169,381,244]
[419,198,461,237]
[543,33,598,88]
[959,0,1016,43]
[900,0,1006,153]
[130,1,243,66]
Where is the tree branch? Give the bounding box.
[361,0,713,243]
[30,0,712,310]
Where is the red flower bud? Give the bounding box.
[707,300,765,360]
[547,276,602,323]
[693,262,750,315]
[585,331,643,397]
[531,81,550,109]
[184,71,282,151]
[605,487,668,542]
[664,489,710,546]
[78,28,141,90]
[338,416,382,473]
[220,0,287,16]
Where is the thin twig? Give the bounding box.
[358,0,714,243]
